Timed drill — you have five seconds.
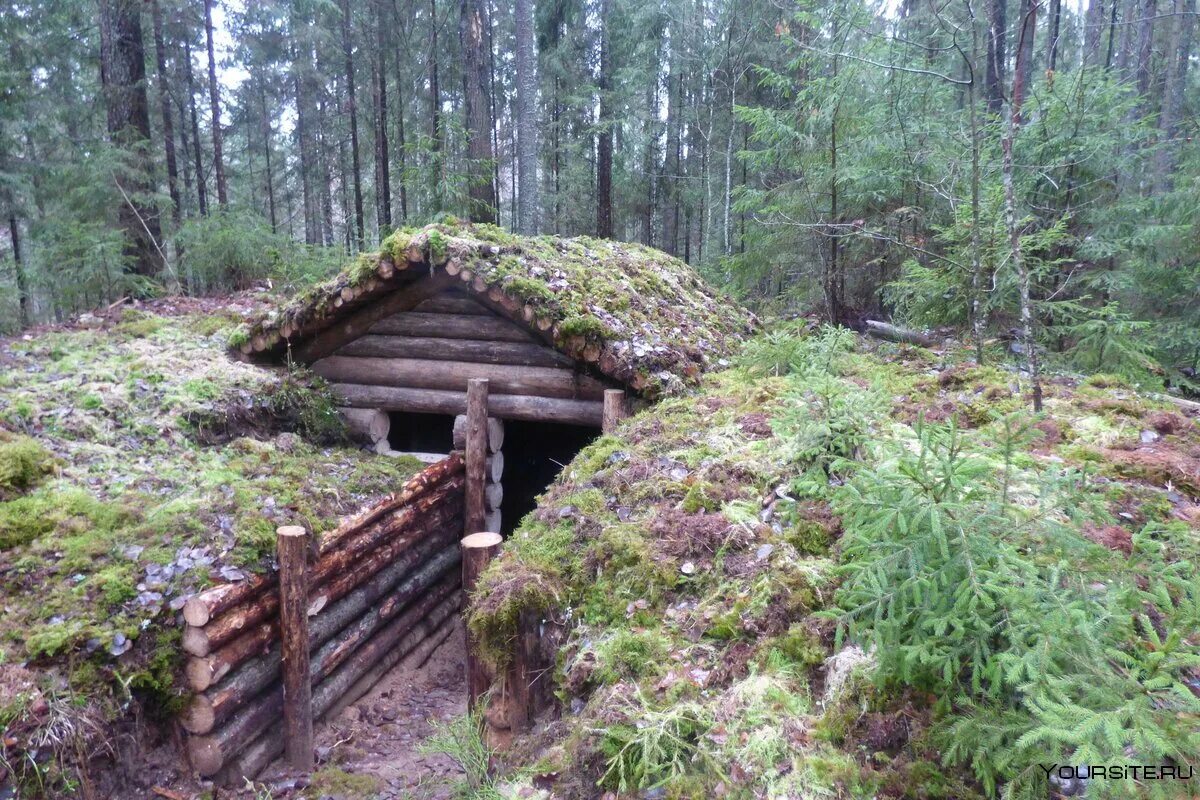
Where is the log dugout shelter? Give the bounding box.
[235,223,754,533]
[183,225,752,781]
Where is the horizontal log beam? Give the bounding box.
[183,479,463,658]
[332,383,604,426]
[336,335,574,369]
[412,294,493,315]
[221,592,463,782]
[370,312,535,343]
[181,453,462,629]
[187,567,461,775]
[313,356,609,400]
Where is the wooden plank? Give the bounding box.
[311,355,609,400]
[331,383,604,426]
[370,312,536,343]
[294,273,456,362]
[412,294,493,315]
[336,334,574,369]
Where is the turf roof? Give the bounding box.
[232,222,756,398]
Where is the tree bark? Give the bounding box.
[98,0,164,280]
[1084,0,1105,65]
[182,37,208,216]
[514,0,539,233]
[429,0,443,213]
[985,0,1007,112]
[150,0,182,262]
[9,216,29,327]
[1154,0,1195,191]
[460,0,497,222]
[374,0,392,232]
[203,0,228,207]
[340,0,366,249]
[1046,0,1062,71]
[391,0,411,223]
[596,0,613,239]
[276,526,313,771]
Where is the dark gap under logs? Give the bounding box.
[387,411,455,453]
[499,419,598,535]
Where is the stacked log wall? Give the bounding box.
[177,453,469,782]
[311,289,613,426]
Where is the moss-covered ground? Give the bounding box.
[0,298,419,785]
[467,324,1200,800]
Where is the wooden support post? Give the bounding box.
[602,389,627,434]
[507,608,540,733]
[465,379,489,536]
[276,525,314,772]
[462,532,502,713]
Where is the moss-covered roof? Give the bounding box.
[232,223,756,398]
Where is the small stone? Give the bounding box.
[755,544,774,561]
[1140,430,1160,444]
[680,561,696,575]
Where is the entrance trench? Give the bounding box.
[254,415,600,795]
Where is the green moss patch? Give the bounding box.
[0,433,55,500]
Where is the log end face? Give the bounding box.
[182,597,212,627]
[188,735,225,777]
[181,694,216,735]
[462,531,503,549]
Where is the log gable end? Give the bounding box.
[232,223,756,404]
[310,287,619,427]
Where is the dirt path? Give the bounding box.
[257,621,469,799]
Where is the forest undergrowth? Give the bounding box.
[466,325,1200,800]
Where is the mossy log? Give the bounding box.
[182,453,463,629]
[186,567,461,776]
[217,592,463,782]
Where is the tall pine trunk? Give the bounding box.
[183,37,208,216]
[98,0,164,281]
[595,0,613,238]
[203,0,228,206]
[985,0,1007,112]
[340,0,365,248]
[150,0,182,264]
[375,0,392,232]
[9,216,29,327]
[459,0,496,222]
[391,0,410,223]
[1154,0,1195,192]
[514,0,538,233]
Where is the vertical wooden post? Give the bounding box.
[462,531,503,712]
[602,389,627,433]
[465,378,489,535]
[507,608,540,732]
[276,525,314,772]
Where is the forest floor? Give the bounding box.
[0,296,423,794]
[2,302,1199,798]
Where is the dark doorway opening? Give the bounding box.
[500,420,599,534]
[387,412,454,454]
